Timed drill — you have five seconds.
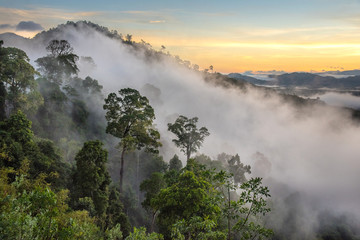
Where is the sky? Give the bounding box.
[0,0,360,73]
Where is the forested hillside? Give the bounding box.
[1,21,360,240]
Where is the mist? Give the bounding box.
[315,92,360,110]
[5,22,360,238]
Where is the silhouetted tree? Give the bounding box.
[168,115,210,161]
[36,40,79,84]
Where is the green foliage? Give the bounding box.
[72,140,111,219]
[82,76,103,94]
[140,153,168,180]
[0,162,102,239]
[171,216,226,240]
[103,88,161,192]
[0,81,6,120]
[58,138,82,163]
[0,111,71,190]
[169,154,182,171]
[35,39,79,84]
[103,88,161,153]
[34,75,105,142]
[155,169,221,236]
[0,29,277,240]
[228,154,251,185]
[125,227,163,240]
[105,223,123,240]
[0,46,40,113]
[195,154,224,171]
[140,172,167,232]
[140,172,166,212]
[1,110,33,144]
[106,187,131,237]
[168,115,210,161]
[34,138,71,190]
[231,178,273,240]
[33,77,71,140]
[139,158,272,239]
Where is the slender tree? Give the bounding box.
[103,88,161,193]
[72,140,111,220]
[168,115,210,161]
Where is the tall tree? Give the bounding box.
[103,88,161,193]
[168,115,210,161]
[35,39,79,84]
[72,140,111,220]
[0,46,39,113]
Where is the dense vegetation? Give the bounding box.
[1,21,360,239]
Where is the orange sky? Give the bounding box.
[1,1,360,73]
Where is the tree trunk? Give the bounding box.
[136,151,140,205]
[150,210,157,233]
[186,145,191,162]
[227,186,231,240]
[119,146,126,193]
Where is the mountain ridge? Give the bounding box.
[229,72,360,89]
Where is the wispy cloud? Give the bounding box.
[16,21,44,31]
[0,7,102,24]
[149,20,165,24]
[0,21,44,32]
[0,24,13,29]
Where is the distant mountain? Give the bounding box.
[228,73,274,85]
[271,72,360,89]
[229,72,360,90]
[0,32,30,46]
[321,70,360,76]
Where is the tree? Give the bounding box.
[46,39,74,56]
[209,65,214,73]
[125,34,133,44]
[168,115,210,161]
[171,216,226,240]
[228,154,251,185]
[72,140,111,220]
[103,88,161,193]
[125,227,163,240]
[35,40,79,84]
[140,172,166,232]
[0,160,102,239]
[155,168,221,236]
[106,187,131,237]
[231,178,273,240]
[169,154,182,171]
[0,46,39,113]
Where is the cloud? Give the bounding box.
[149,20,165,24]
[16,21,44,31]
[0,7,102,24]
[0,24,13,29]
[315,92,360,110]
